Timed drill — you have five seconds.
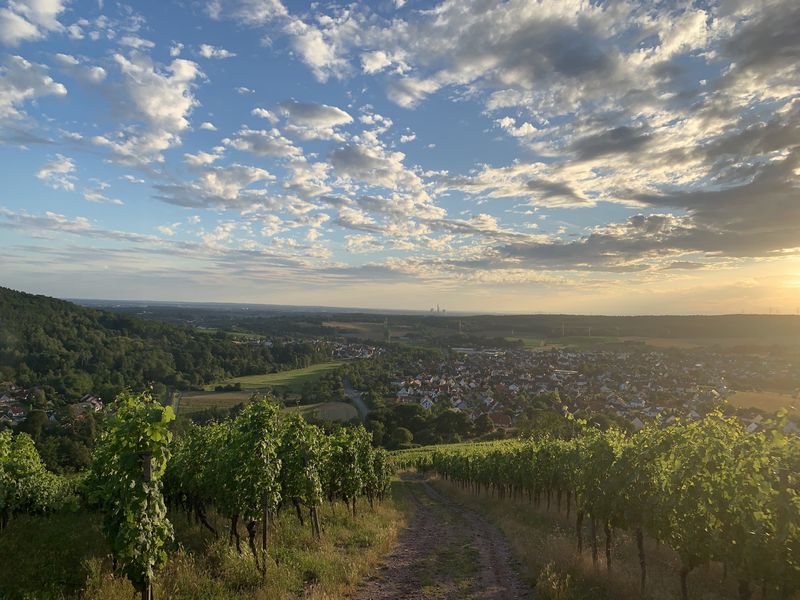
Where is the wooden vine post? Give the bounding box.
[261,493,269,581]
[142,451,153,600]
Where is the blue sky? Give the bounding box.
[0,0,798,313]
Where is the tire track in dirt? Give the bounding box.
[351,474,531,600]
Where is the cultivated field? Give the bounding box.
[177,390,253,414]
[624,335,800,349]
[211,361,343,391]
[179,361,344,414]
[729,390,799,414]
[509,335,619,348]
[283,401,358,422]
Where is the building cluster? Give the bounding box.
[390,347,799,432]
[1,384,103,428]
[329,342,385,360]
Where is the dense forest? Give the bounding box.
[0,287,329,404]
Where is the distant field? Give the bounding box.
[508,334,800,350]
[324,320,386,340]
[625,336,800,349]
[178,390,254,414]
[509,335,619,348]
[283,401,358,422]
[729,391,799,414]
[179,392,357,422]
[179,361,344,414]
[211,361,343,391]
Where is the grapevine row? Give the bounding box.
[82,392,391,598]
[3,391,392,599]
[397,413,800,600]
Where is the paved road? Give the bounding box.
[350,474,531,600]
[344,377,369,419]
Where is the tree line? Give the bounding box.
[0,287,330,403]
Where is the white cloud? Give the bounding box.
[235,86,254,94]
[251,107,278,123]
[53,53,107,84]
[199,121,217,131]
[0,54,66,119]
[223,127,301,157]
[184,147,224,166]
[198,43,236,59]
[346,233,379,253]
[36,154,76,191]
[0,0,66,46]
[284,17,348,82]
[279,100,352,140]
[496,116,537,137]
[119,35,155,49]
[92,52,202,163]
[206,0,287,25]
[360,50,391,74]
[83,188,124,205]
[157,222,181,236]
[155,163,274,208]
[399,133,415,143]
[169,42,184,57]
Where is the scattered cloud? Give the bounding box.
[197,43,236,59]
[0,0,66,46]
[36,154,76,191]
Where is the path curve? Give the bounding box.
[343,377,369,419]
[351,474,532,600]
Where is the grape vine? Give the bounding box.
[397,412,800,600]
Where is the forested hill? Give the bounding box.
[0,287,327,404]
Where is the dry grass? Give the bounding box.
[0,485,407,600]
[429,478,773,600]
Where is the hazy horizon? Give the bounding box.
[62,292,800,318]
[1,0,798,315]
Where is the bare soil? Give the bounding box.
[351,474,532,600]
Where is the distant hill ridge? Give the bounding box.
[0,287,325,404]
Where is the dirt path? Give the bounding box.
[351,474,532,600]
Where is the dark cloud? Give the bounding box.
[526,178,582,202]
[721,0,800,78]
[663,261,705,270]
[571,125,653,161]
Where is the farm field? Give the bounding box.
[624,335,800,349]
[283,401,358,422]
[729,390,799,414]
[508,335,619,348]
[179,362,344,414]
[508,334,800,351]
[211,361,343,391]
[324,320,386,340]
[178,390,254,414]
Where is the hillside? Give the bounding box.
[0,287,327,404]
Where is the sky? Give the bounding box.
[0,0,798,314]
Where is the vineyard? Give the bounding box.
[395,414,800,600]
[0,391,392,599]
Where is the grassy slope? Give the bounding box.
[428,478,751,600]
[180,362,345,414]
[0,483,407,600]
[217,362,344,391]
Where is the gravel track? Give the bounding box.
[351,474,531,600]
